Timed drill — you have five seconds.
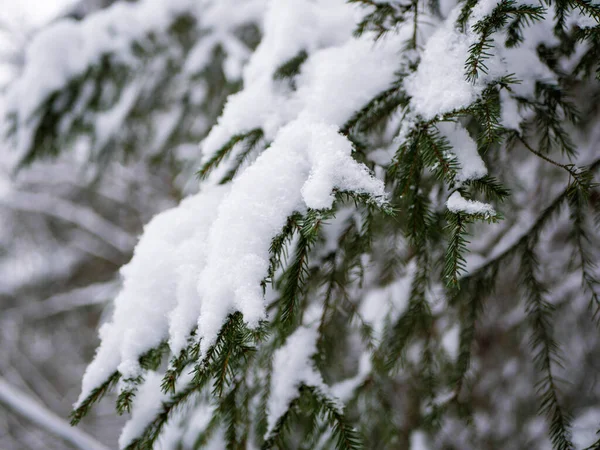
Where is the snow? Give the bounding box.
[266,325,326,436]
[446,191,496,216]
[196,118,386,354]
[410,430,431,450]
[572,407,600,449]
[118,372,167,449]
[441,324,460,361]
[403,2,504,120]
[73,0,394,407]
[200,0,408,165]
[437,122,487,182]
[77,186,227,404]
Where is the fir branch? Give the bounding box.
[341,84,408,136]
[197,129,263,180]
[466,1,545,82]
[516,134,593,193]
[307,386,364,450]
[420,125,459,183]
[264,213,302,289]
[219,129,265,184]
[116,376,142,415]
[521,243,574,450]
[276,211,329,327]
[471,86,504,149]
[263,385,363,450]
[125,314,256,448]
[124,383,199,450]
[451,267,497,397]
[162,338,199,395]
[70,371,121,425]
[383,250,432,370]
[117,342,170,414]
[458,158,600,286]
[444,212,470,288]
[273,50,308,81]
[350,1,407,39]
[568,189,600,322]
[530,83,579,158]
[462,175,510,203]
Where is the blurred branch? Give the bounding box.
[0,377,109,450]
[0,190,135,253]
[4,279,119,320]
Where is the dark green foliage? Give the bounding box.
[341,83,409,136]
[70,371,121,426]
[465,1,545,82]
[197,128,264,181]
[521,243,574,450]
[263,385,363,450]
[273,50,309,81]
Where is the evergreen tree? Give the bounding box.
[4,0,600,449]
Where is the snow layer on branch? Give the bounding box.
[4,0,266,156]
[266,325,325,436]
[196,118,386,354]
[447,191,496,216]
[7,0,192,123]
[437,122,487,182]
[77,186,227,404]
[200,0,408,163]
[77,0,390,402]
[118,372,167,448]
[404,2,504,119]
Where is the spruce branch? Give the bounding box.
[465,1,545,82]
[197,129,263,180]
[383,250,432,370]
[341,84,408,136]
[462,175,510,203]
[70,372,121,426]
[219,129,265,184]
[273,50,309,81]
[521,243,574,450]
[568,189,600,322]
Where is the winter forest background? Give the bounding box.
[0,0,600,449]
